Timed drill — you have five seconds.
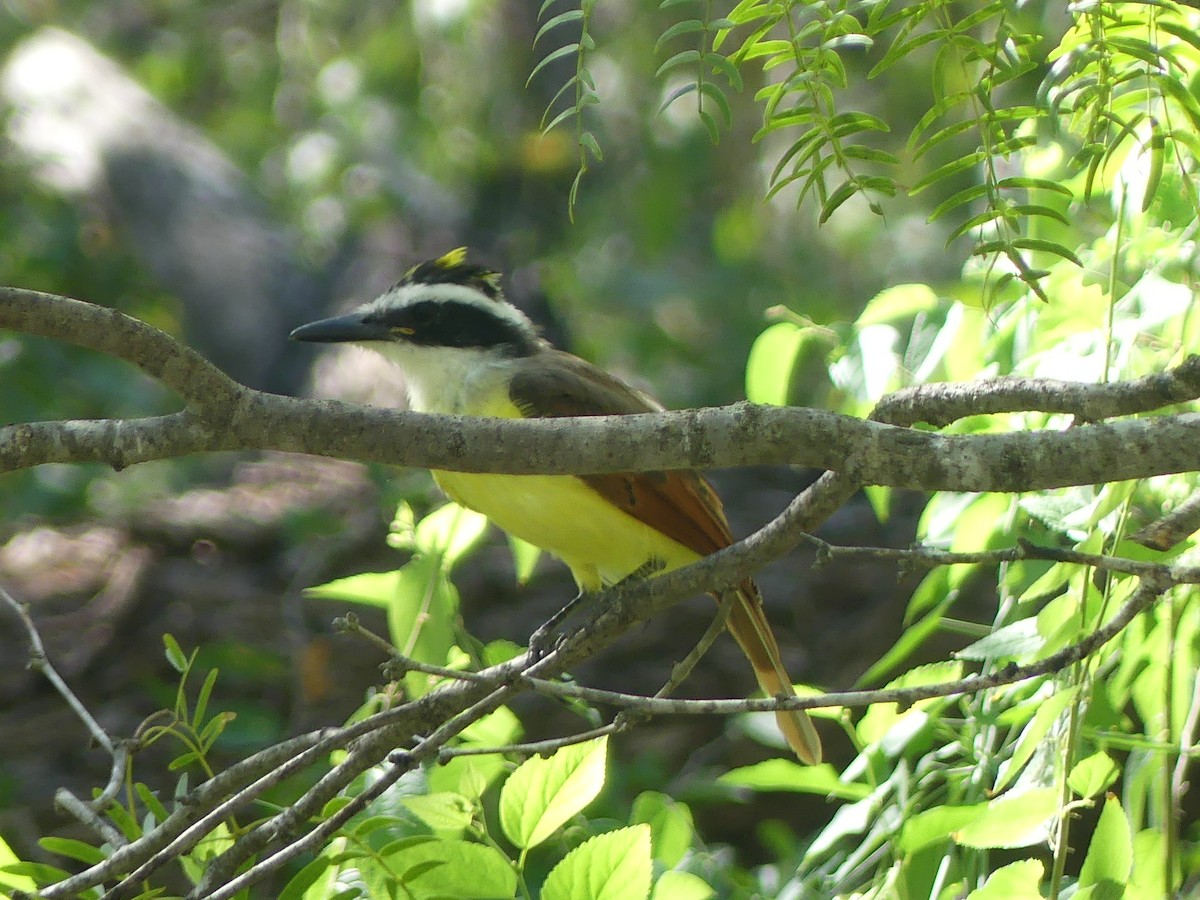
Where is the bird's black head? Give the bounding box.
[290,248,541,356]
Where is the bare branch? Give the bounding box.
[873,357,1200,426]
[0,584,114,754]
[5,289,1200,492]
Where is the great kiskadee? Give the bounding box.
[290,249,821,764]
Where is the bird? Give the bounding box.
[290,248,822,764]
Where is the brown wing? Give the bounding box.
[508,350,734,555]
[509,350,823,764]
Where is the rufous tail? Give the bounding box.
[722,583,822,765]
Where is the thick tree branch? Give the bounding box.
[4,289,1200,492]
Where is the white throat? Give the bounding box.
[369,341,513,416]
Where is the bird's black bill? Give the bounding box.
[289,313,391,344]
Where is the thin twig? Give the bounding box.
[0,584,114,754]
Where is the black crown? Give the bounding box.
[398,248,504,300]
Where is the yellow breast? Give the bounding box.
[431,393,698,590]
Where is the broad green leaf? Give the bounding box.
[499,736,608,849]
[380,838,516,899]
[964,859,1045,900]
[953,786,1059,849]
[630,791,694,867]
[542,825,652,900]
[991,685,1078,793]
[459,704,523,747]
[401,792,475,833]
[1069,752,1120,799]
[719,761,870,801]
[651,869,715,900]
[427,753,508,800]
[1079,795,1133,890]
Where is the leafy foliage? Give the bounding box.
[532,0,1200,299]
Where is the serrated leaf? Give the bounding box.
[499,736,608,849]
[541,825,652,900]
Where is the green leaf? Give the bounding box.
[163,633,188,672]
[953,786,1059,849]
[0,836,38,893]
[898,803,987,853]
[1069,752,1120,799]
[991,685,1078,793]
[304,569,402,608]
[911,151,987,194]
[38,836,106,865]
[719,760,870,801]
[745,322,807,405]
[535,9,583,46]
[541,825,652,900]
[411,502,490,569]
[1079,795,1133,890]
[630,791,694,868]
[528,43,581,87]
[964,859,1046,900]
[401,792,475,833]
[651,869,715,900]
[381,838,517,899]
[656,49,702,77]
[819,179,861,223]
[654,19,705,52]
[856,283,939,327]
[857,583,955,685]
[955,618,1043,662]
[277,852,333,900]
[508,534,541,584]
[499,736,608,849]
